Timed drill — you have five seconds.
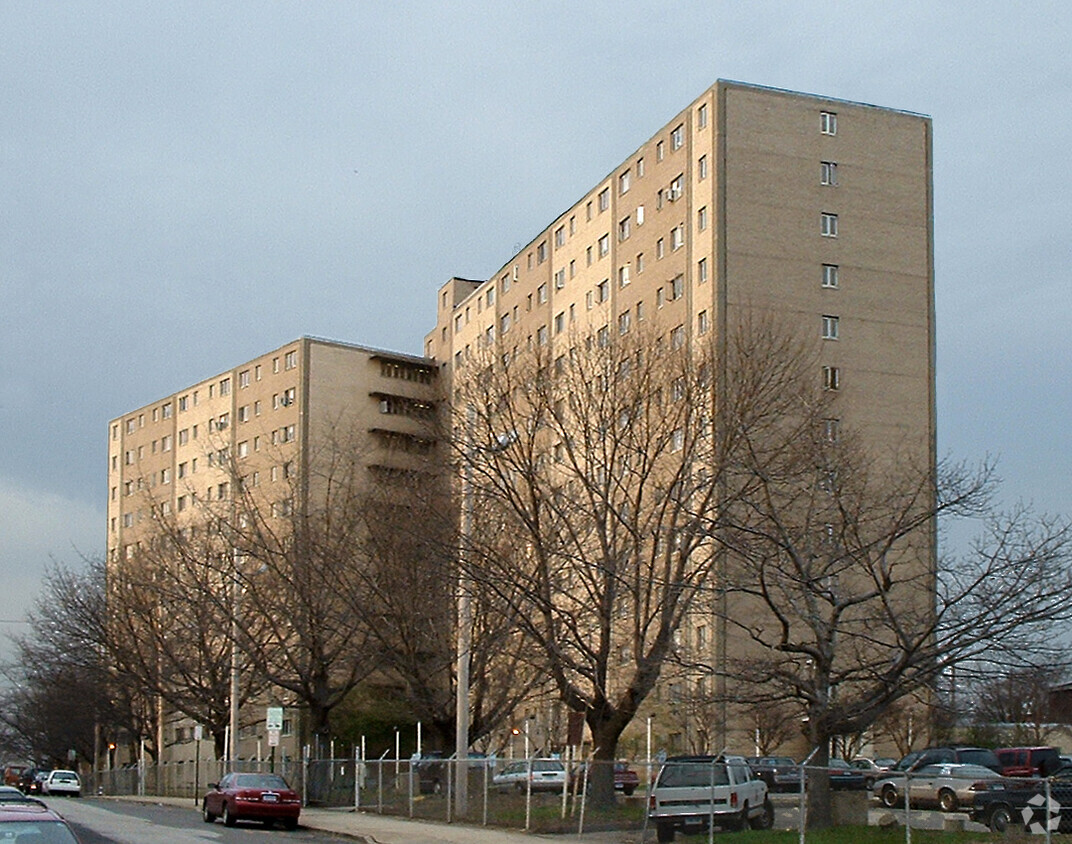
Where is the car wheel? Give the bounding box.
[656,821,675,842]
[283,817,298,830]
[726,801,748,831]
[222,803,237,827]
[881,785,900,808]
[938,789,957,813]
[201,801,215,823]
[989,806,1011,834]
[750,798,775,830]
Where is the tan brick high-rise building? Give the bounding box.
[424,80,935,754]
[106,337,440,768]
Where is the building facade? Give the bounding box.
[424,80,935,756]
[106,337,441,769]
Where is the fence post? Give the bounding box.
[354,745,361,812]
[904,770,911,844]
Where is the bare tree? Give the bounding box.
[712,320,1072,825]
[972,665,1065,745]
[453,325,752,804]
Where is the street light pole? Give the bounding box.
[229,548,241,764]
[454,430,475,818]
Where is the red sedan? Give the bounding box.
[202,772,301,829]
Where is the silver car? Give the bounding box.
[492,759,567,793]
[874,762,1005,812]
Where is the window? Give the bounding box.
[669,275,684,300]
[239,370,250,388]
[822,264,839,288]
[821,161,838,186]
[536,241,547,263]
[636,253,645,274]
[697,103,708,128]
[501,313,511,334]
[668,174,683,200]
[537,283,548,303]
[238,405,250,422]
[569,259,576,278]
[501,273,511,294]
[486,286,495,305]
[284,350,298,370]
[636,204,644,226]
[219,378,230,396]
[586,200,592,220]
[671,124,684,150]
[698,257,708,284]
[485,325,495,345]
[554,312,565,334]
[161,468,171,484]
[821,212,838,237]
[671,225,684,251]
[656,238,665,259]
[822,365,840,391]
[618,216,631,241]
[820,111,837,135]
[619,170,630,194]
[637,156,645,177]
[671,325,685,349]
[618,265,630,287]
[238,440,249,458]
[178,462,187,479]
[618,310,631,335]
[161,435,172,452]
[537,325,548,346]
[822,315,840,340]
[597,325,609,347]
[598,187,610,212]
[823,418,841,442]
[697,206,707,231]
[178,428,189,446]
[636,301,645,321]
[598,234,610,257]
[671,428,684,452]
[697,310,709,334]
[698,154,708,180]
[657,287,665,308]
[178,395,188,412]
[597,279,609,302]
[656,140,664,161]
[554,226,565,248]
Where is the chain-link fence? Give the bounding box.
[87,754,1072,840]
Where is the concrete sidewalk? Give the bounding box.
[112,795,642,843]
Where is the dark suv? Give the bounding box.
[893,746,1002,773]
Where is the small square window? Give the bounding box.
[820,111,837,135]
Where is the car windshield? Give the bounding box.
[658,761,729,787]
[531,760,564,773]
[234,774,289,790]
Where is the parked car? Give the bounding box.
[202,772,301,829]
[746,756,802,791]
[891,746,1002,773]
[0,803,81,842]
[492,759,567,793]
[648,755,773,842]
[971,765,1072,833]
[996,746,1062,777]
[414,751,446,794]
[16,767,50,794]
[826,758,867,790]
[875,763,1005,812]
[850,757,895,789]
[0,785,45,806]
[41,770,81,797]
[1,766,27,788]
[570,761,640,795]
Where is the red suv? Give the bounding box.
[996,746,1061,777]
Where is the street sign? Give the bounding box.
[266,706,284,731]
[268,729,280,748]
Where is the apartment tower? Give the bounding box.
[424,80,935,753]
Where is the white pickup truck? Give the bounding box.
[648,755,773,841]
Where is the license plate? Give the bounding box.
[262,793,278,802]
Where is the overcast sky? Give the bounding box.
[2,2,1070,646]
